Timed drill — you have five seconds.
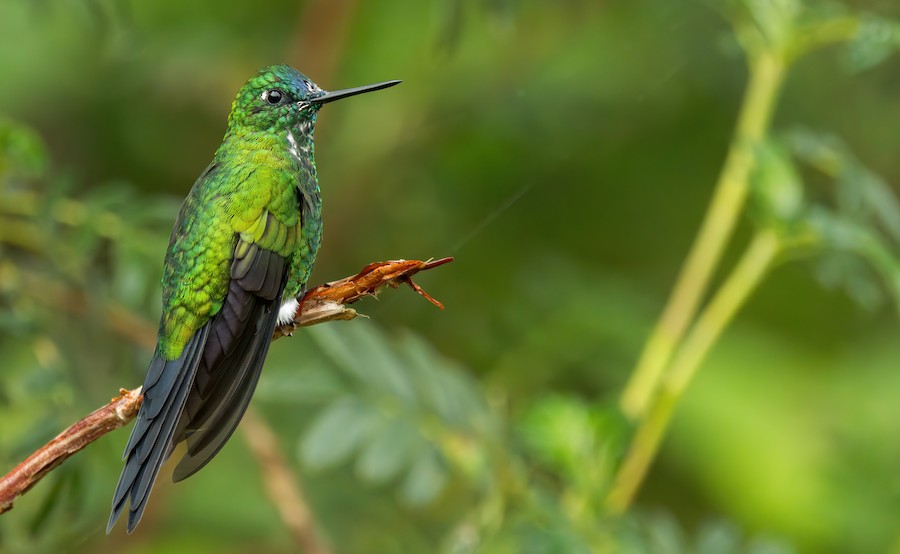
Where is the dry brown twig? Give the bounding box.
[0,257,452,519]
[241,409,329,554]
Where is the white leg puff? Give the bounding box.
[277,298,300,325]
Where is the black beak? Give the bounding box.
[309,80,402,105]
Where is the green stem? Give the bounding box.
[620,51,786,420]
[784,17,862,63]
[606,230,782,514]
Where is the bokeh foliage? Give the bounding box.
[2,0,900,553]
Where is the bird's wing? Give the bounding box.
[109,176,297,533]
[172,213,291,481]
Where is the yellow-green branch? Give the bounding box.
[607,230,782,513]
[620,51,786,420]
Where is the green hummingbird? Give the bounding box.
[107,65,400,534]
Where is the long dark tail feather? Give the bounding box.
[107,324,210,534]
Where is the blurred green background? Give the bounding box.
[2,0,900,553]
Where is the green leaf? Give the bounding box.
[845,15,900,71]
[306,324,366,381]
[519,395,595,476]
[397,330,490,430]
[696,520,742,554]
[351,321,418,402]
[806,210,900,312]
[299,396,377,470]
[400,447,448,506]
[785,128,900,244]
[751,138,805,226]
[355,418,424,484]
[299,321,494,507]
[841,164,900,245]
[0,118,48,181]
[618,512,796,554]
[309,321,419,401]
[778,128,900,311]
[256,366,345,405]
[638,512,687,554]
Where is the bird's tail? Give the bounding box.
[106,324,210,534]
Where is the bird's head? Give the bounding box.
[227,64,400,135]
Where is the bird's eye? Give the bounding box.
[263,89,284,105]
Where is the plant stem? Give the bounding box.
[606,230,782,513]
[620,51,786,420]
[240,410,332,554]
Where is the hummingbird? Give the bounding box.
[107,65,400,534]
